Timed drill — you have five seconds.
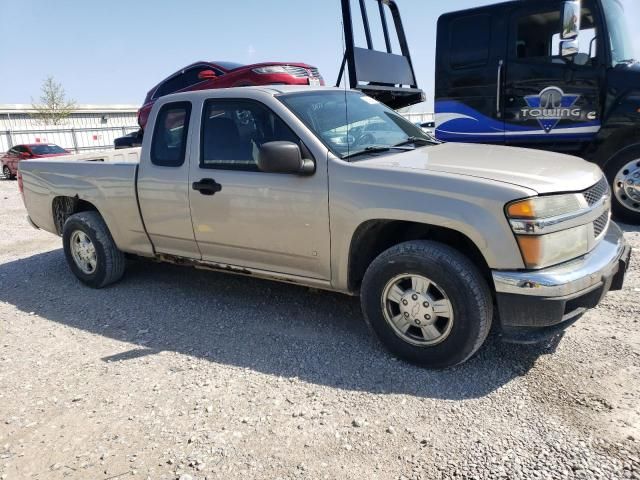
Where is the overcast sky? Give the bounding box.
[1,0,639,111]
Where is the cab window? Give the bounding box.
[151,102,191,167]
[449,14,492,70]
[513,4,598,66]
[200,100,301,172]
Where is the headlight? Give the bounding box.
[514,225,590,269]
[253,66,289,74]
[506,194,590,269]
[507,194,584,220]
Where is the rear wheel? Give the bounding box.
[606,147,640,224]
[2,165,13,180]
[62,211,126,288]
[360,241,492,368]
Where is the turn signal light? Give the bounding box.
[507,200,535,219]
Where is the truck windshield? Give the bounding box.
[278,90,432,159]
[602,0,636,65]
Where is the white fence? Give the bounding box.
[0,110,435,153]
[401,112,435,124]
[1,126,139,153]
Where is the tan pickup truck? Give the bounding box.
[18,86,631,368]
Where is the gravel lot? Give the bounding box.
[0,178,639,480]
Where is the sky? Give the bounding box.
[1,0,639,111]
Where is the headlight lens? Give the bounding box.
[507,194,584,219]
[253,66,289,74]
[515,225,590,269]
[506,194,590,269]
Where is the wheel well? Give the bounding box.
[347,220,492,293]
[589,128,640,169]
[52,196,98,235]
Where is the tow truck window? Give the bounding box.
[449,14,491,70]
[514,5,597,65]
[150,102,191,167]
[200,100,300,172]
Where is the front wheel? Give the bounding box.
[606,148,640,224]
[2,165,13,180]
[360,241,493,368]
[62,211,126,288]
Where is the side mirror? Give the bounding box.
[561,1,581,40]
[198,70,217,81]
[561,39,580,57]
[19,152,31,159]
[258,141,315,175]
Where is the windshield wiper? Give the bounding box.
[394,136,438,147]
[342,145,413,160]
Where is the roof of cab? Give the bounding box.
[160,85,349,103]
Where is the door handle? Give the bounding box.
[192,178,222,196]
[496,59,504,118]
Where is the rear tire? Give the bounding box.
[605,147,640,224]
[360,240,493,369]
[62,211,126,288]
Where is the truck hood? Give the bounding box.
[359,143,602,194]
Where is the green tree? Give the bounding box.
[31,76,76,126]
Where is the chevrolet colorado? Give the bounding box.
[18,86,631,368]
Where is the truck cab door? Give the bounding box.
[187,97,331,281]
[435,9,507,144]
[502,0,602,152]
[137,101,201,259]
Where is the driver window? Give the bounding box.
[514,4,597,66]
[200,100,301,172]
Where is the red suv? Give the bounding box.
[137,61,324,130]
[1,144,69,179]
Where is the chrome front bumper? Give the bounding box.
[492,222,631,342]
[493,222,630,298]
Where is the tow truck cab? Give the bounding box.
[435,0,640,222]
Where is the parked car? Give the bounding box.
[1,144,69,179]
[136,61,324,130]
[114,130,143,150]
[19,86,631,368]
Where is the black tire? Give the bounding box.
[62,211,126,288]
[605,146,640,224]
[360,240,493,369]
[2,165,14,180]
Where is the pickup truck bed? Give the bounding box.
[21,148,153,257]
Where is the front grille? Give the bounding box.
[309,67,323,79]
[583,177,609,207]
[593,211,610,237]
[282,65,311,78]
[281,66,323,80]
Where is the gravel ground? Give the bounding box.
[0,178,639,480]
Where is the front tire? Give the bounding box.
[606,147,640,224]
[361,241,492,368]
[62,211,126,288]
[2,165,13,180]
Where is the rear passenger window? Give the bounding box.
[151,102,191,167]
[200,100,300,172]
[449,15,491,69]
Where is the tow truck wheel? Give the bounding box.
[62,211,126,288]
[360,240,492,369]
[606,147,640,224]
